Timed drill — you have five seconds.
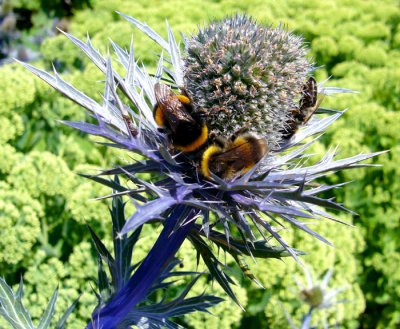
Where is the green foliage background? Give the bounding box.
[1,0,398,328]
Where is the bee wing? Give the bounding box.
[166,104,196,123]
[303,94,325,124]
[154,82,173,103]
[300,77,318,108]
[212,141,254,168]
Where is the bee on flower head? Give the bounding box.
[201,129,268,180]
[283,77,324,139]
[153,82,208,153]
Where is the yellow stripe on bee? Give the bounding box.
[177,94,191,105]
[154,105,165,126]
[201,143,221,178]
[224,168,235,179]
[176,124,208,153]
[232,135,248,147]
[224,162,254,179]
[242,162,256,173]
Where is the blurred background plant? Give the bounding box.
[0,0,398,328]
[282,267,349,329]
[0,0,93,65]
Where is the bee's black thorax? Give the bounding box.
[153,82,209,153]
[172,120,203,146]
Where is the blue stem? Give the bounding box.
[300,307,313,329]
[87,205,196,329]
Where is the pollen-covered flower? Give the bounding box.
[19,13,381,329]
[185,15,312,146]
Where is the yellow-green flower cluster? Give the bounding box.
[0,183,42,266]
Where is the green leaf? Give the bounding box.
[37,287,58,329]
[188,234,244,310]
[79,174,129,194]
[55,296,80,329]
[0,277,35,329]
[97,255,112,302]
[14,279,33,328]
[232,255,264,288]
[15,278,24,301]
[195,225,305,259]
[87,224,115,272]
[110,185,133,287]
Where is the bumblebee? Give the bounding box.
[283,77,324,139]
[201,131,268,179]
[153,82,208,152]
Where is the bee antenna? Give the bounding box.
[231,126,250,140]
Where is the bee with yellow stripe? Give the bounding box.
[201,131,268,179]
[153,83,208,153]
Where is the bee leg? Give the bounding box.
[179,87,190,99]
[167,142,176,153]
[230,127,250,141]
[213,136,229,149]
[206,130,229,149]
[157,127,167,133]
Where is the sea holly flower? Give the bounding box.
[297,268,346,310]
[88,180,223,329]
[185,14,312,147]
[283,268,348,329]
[18,13,381,329]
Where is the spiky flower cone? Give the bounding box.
[185,15,312,146]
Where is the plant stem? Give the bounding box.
[87,205,196,329]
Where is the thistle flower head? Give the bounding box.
[283,268,348,329]
[18,13,381,328]
[185,14,312,146]
[296,268,346,310]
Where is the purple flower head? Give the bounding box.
[19,13,382,328]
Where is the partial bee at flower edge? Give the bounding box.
[201,131,268,180]
[282,77,325,140]
[153,82,208,153]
